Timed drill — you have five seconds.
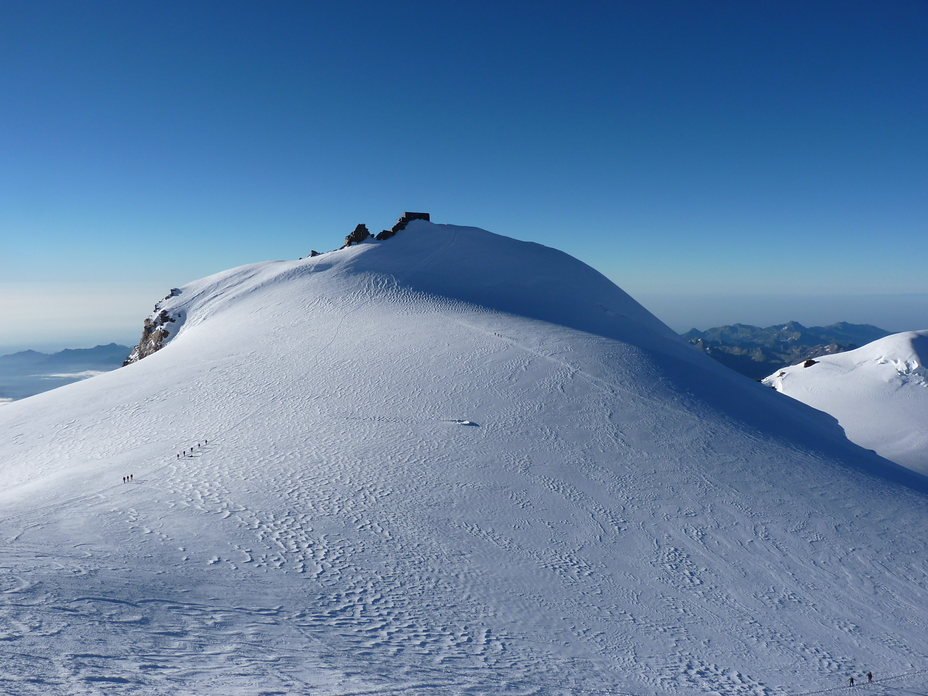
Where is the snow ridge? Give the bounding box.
[764,330,928,473]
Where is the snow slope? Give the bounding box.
[763,330,928,475]
[2,221,928,695]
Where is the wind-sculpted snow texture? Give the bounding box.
[2,221,928,695]
[764,330,928,475]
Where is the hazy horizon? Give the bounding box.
[3,2,926,349]
[3,284,926,358]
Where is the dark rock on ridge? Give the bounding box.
[124,296,180,365]
[343,224,370,247]
[376,212,430,241]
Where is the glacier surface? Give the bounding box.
[2,221,927,695]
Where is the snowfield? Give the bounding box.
[2,221,928,695]
[763,330,928,475]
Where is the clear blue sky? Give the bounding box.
[2,1,927,352]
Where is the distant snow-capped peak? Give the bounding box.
[764,330,928,473]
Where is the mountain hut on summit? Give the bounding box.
[400,212,430,223]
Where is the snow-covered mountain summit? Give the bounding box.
[2,221,928,695]
[127,220,687,364]
[764,330,928,474]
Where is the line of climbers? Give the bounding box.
[848,671,873,687]
[120,439,210,485]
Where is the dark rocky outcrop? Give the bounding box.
[124,299,179,366]
[376,212,430,241]
[342,224,370,247]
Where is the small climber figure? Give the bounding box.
[130,474,133,481]
[849,676,854,687]
[867,672,872,683]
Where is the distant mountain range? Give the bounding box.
[682,321,891,379]
[0,343,130,401]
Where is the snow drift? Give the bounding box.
[764,330,928,475]
[2,221,928,695]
